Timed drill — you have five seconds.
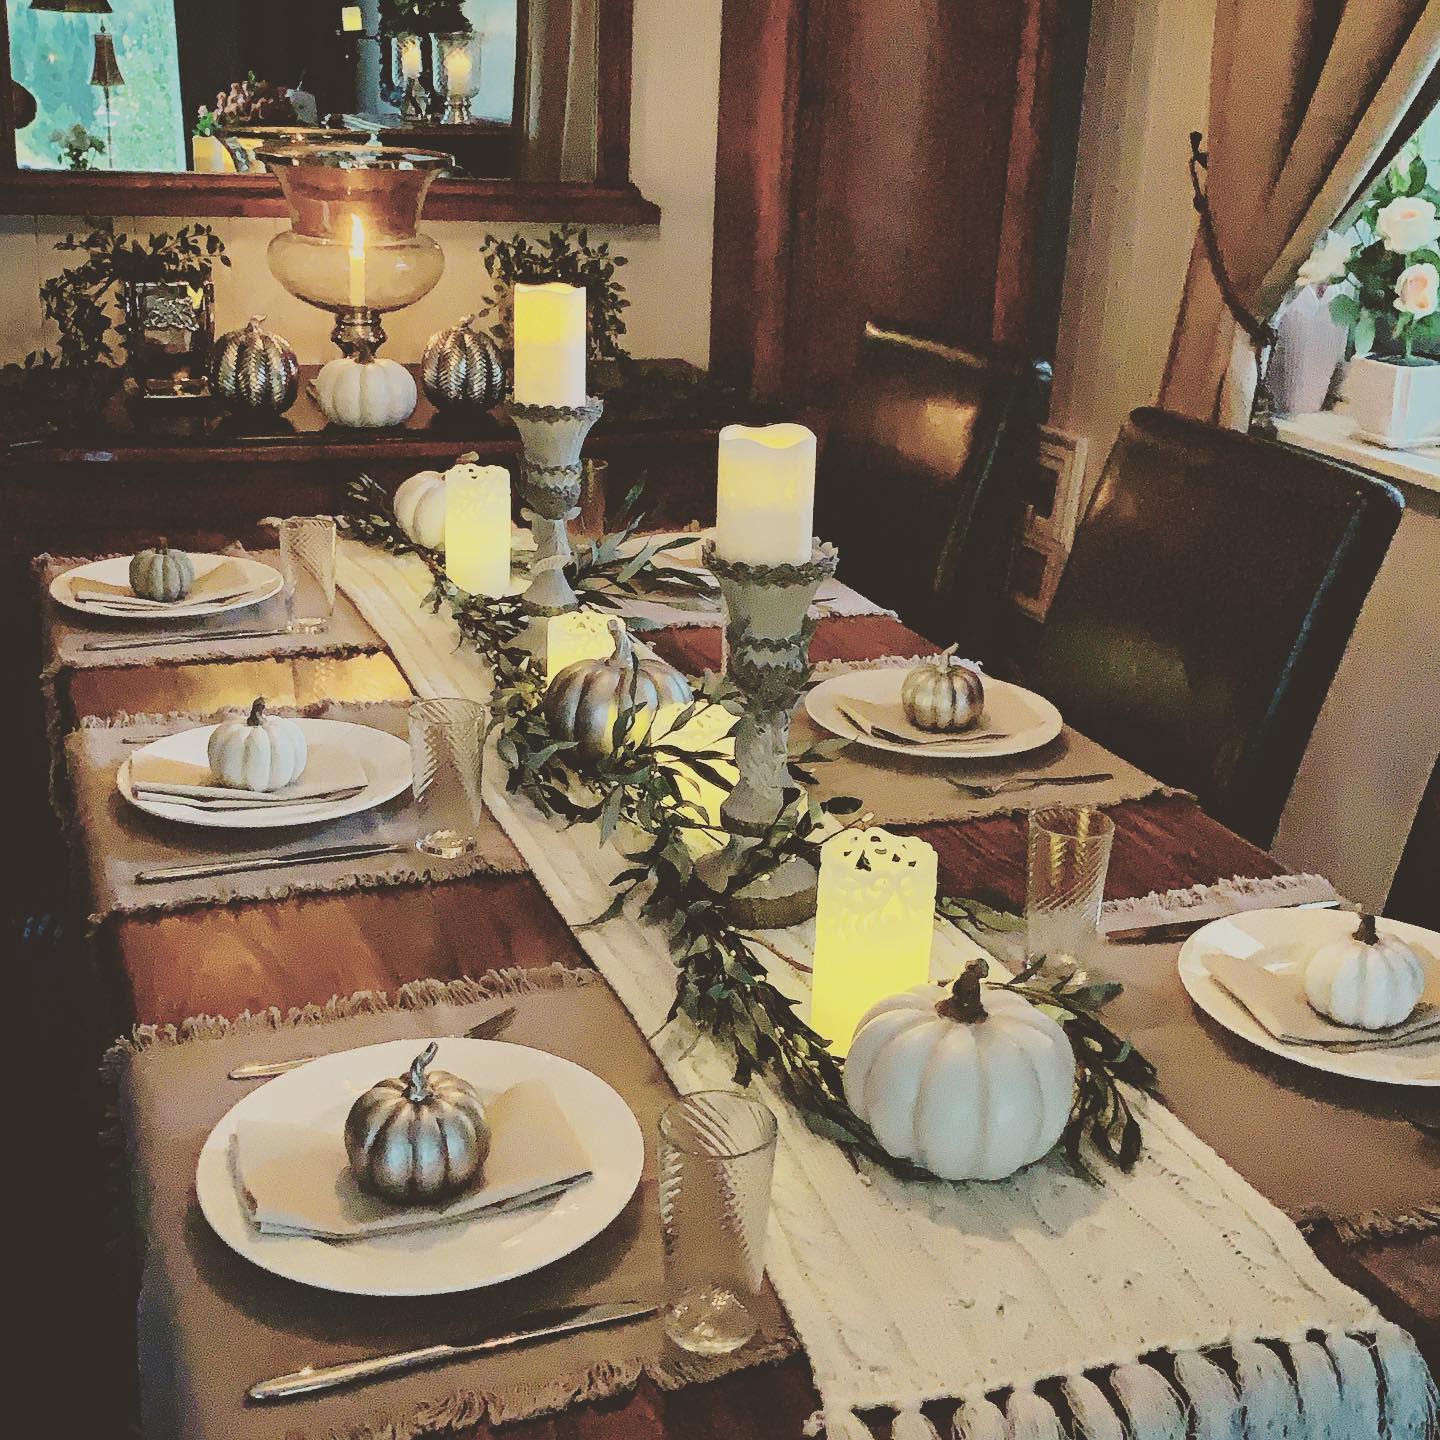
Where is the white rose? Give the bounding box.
[1297,230,1353,287]
[1394,262,1440,318]
[1376,196,1440,254]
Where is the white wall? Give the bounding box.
[0,0,721,367]
[1050,0,1217,494]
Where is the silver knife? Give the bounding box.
[836,703,1004,747]
[228,1006,518,1079]
[84,627,288,651]
[132,785,366,811]
[1105,897,1341,944]
[247,1301,658,1403]
[135,840,405,885]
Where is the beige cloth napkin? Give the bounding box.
[842,696,1007,745]
[69,558,255,608]
[130,744,368,807]
[232,1078,592,1240]
[1207,948,1440,1050]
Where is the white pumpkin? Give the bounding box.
[315,356,417,428]
[207,697,308,792]
[394,469,446,548]
[844,961,1075,1181]
[901,646,985,732]
[1304,914,1425,1030]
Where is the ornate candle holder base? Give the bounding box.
[332,306,387,359]
[505,397,604,666]
[443,95,474,124]
[399,78,431,122]
[694,538,839,928]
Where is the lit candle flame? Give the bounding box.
[347,214,366,309]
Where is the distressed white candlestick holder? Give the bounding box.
[505,397,604,662]
[695,536,839,927]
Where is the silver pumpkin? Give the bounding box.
[344,1042,490,1204]
[544,618,693,763]
[421,314,506,413]
[210,315,299,416]
[900,646,985,732]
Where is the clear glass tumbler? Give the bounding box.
[1026,805,1115,976]
[659,1090,777,1356]
[278,516,336,633]
[408,696,487,858]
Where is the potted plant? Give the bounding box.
[38,219,229,396]
[1314,143,1440,446]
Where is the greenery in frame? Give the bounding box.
[339,477,1158,1181]
[478,225,631,362]
[378,0,471,37]
[51,124,105,171]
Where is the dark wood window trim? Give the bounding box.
[0,0,659,225]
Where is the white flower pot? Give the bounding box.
[1345,355,1440,447]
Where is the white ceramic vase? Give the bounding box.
[1345,354,1440,447]
[1267,286,1347,416]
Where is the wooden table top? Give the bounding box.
[58,616,1439,1438]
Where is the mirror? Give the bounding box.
[0,0,651,214]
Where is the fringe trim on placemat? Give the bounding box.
[74,696,411,732]
[1101,871,1341,923]
[1305,1204,1440,1245]
[803,1322,1438,1440]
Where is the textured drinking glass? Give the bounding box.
[576,458,609,543]
[408,697,486,858]
[279,516,336,633]
[1026,805,1115,976]
[659,1091,777,1356]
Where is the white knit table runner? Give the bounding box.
[337,543,1436,1440]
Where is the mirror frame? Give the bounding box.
[0,0,658,221]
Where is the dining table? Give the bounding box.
[44,548,1439,1440]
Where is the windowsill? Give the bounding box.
[1274,410,1440,499]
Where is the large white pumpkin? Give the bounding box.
[393,469,446,548]
[207,698,308,792]
[315,356,417,428]
[1304,914,1425,1030]
[844,962,1075,1181]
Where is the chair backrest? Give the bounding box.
[816,322,1041,653]
[1030,407,1403,847]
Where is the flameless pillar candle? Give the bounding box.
[810,827,937,1056]
[444,463,511,597]
[443,44,473,92]
[398,35,423,79]
[714,423,816,565]
[544,609,615,687]
[340,5,363,31]
[347,214,366,310]
[513,282,587,407]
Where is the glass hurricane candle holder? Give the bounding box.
[437,31,479,124]
[259,144,451,358]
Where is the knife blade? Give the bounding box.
[1105,897,1341,944]
[84,627,288,651]
[247,1301,658,1403]
[135,840,406,885]
[227,1005,518,1079]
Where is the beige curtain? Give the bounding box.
[519,0,598,181]
[1159,0,1440,425]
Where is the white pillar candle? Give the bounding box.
[444,462,511,597]
[340,5,363,32]
[545,609,615,687]
[715,423,816,566]
[810,827,937,1056]
[443,44,473,94]
[398,35,423,79]
[347,213,366,310]
[513,282,587,408]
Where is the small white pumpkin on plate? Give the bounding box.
[1304,913,1425,1030]
[900,646,985,732]
[844,960,1075,1181]
[393,469,447,548]
[207,698,308,792]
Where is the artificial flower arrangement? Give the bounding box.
[1300,143,1440,444]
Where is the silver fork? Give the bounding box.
[950,771,1113,798]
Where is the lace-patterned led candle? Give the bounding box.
[811,827,937,1056]
[544,608,615,686]
[444,462,511,597]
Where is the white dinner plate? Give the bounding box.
[50,553,283,620]
[805,667,1063,760]
[1178,908,1440,1087]
[196,1037,645,1296]
[117,718,411,830]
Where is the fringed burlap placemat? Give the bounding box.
[63,699,524,926]
[111,963,796,1440]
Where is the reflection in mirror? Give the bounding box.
[5,0,598,181]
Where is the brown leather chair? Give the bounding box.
[1030,408,1403,848]
[816,322,1046,658]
